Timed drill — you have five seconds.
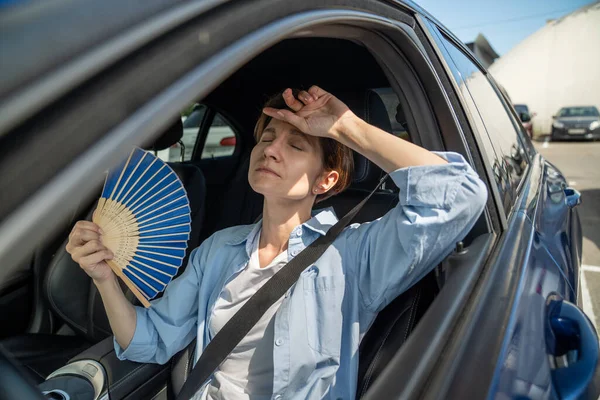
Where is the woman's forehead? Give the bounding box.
[263,119,319,147]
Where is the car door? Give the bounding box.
[418,18,597,400]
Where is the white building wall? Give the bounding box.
[489,2,600,136]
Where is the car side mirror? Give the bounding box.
[552,115,557,119]
[519,112,531,123]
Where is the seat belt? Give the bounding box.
[176,173,389,400]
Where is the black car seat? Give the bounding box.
[0,118,207,383]
[169,89,438,398]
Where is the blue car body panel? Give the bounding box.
[489,153,589,399]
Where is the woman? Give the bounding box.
[66,86,487,399]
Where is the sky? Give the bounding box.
[415,0,597,55]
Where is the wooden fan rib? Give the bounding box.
[99,203,138,237]
[121,163,169,211]
[136,249,183,260]
[129,176,177,214]
[138,233,190,240]
[137,243,187,250]
[134,191,186,220]
[126,262,169,289]
[118,157,161,208]
[134,253,183,269]
[122,268,158,301]
[130,258,175,278]
[94,174,110,219]
[136,204,189,226]
[102,149,137,222]
[113,151,149,205]
[106,259,151,308]
[107,154,153,227]
[139,214,190,231]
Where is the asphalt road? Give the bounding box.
[534,139,600,332]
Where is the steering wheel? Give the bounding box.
[0,345,46,400]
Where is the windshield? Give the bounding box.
[514,104,529,114]
[558,107,600,117]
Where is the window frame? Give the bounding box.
[422,19,534,223]
[474,73,531,201]
[419,17,508,230]
[194,108,241,161]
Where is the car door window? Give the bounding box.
[155,105,206,162]
[201,113,237,159]
[155,106,238,162]
[372,87,410,141]
[180,105,207,161]
[427,24,529,214]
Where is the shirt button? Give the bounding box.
[275,338,284,346]
[295,229,302,237]
[291,249,299,256]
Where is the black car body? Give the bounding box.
[551,106,600,140]
[0,1,598,400]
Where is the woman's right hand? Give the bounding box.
[65,221,115,284]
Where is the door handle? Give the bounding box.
[548,299,600,399]
[564,187,581,208]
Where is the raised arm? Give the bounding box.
[263,86,488,312]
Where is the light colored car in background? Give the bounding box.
[157,104,237,162]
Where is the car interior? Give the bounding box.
[1,35,492,399]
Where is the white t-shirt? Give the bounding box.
[198,229,287,400]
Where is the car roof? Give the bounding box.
[0,0,469,104]
[0,0,228,131]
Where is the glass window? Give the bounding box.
[513,104,529,115]
[156,105,206,163]
[372,88,411,141]
[557,106,599,117]
[200,113,237,159]
[428,25,529,214]
[182,105,206,129]
[156,106,237,162]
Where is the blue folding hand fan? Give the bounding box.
[93,147,191,308]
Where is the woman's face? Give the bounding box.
[249,119,333,202]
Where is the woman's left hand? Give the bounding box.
[262,86,356,139]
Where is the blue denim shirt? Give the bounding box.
[114,151,487,399]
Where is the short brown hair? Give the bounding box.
[254,89,354,204]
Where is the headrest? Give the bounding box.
[336,90,393,190]
[144,118,184,152]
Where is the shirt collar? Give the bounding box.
[224,206,339,247]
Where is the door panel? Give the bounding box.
[490,155,594,399]
[490,227,569,399]
[535,160,580,303]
